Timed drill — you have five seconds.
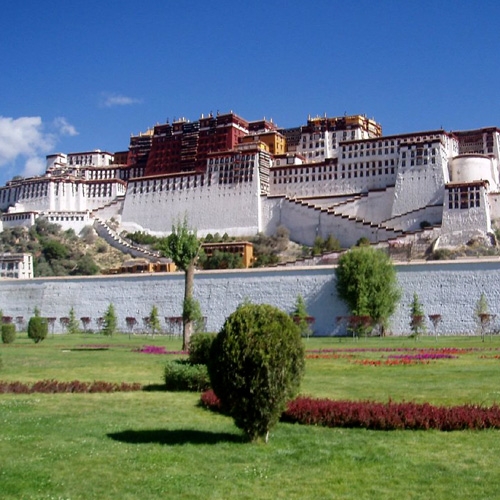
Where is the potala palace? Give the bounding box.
[2,111,500,252]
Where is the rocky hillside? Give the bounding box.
[0,219,127,277]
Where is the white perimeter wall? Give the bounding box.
[2,260,500,336]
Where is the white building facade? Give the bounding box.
[0,253,33,279]
[0,115,499,251]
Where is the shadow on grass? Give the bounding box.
[142,383,167,392]
[108,429,245,445]
[69,348,109,351]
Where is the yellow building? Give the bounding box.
[239,130,286,156]
[201,241,254,268]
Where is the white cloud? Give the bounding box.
[23,156,46,178]
[101,92,142,108]
[54,116,78,137]
[0,115,78,179]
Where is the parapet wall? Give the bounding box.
[1,260,499,336]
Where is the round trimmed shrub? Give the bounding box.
[207,303,305,442]
[188,332,216,365]
[1,323,16,344]
[28,316,48,343]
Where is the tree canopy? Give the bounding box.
[158,217,200,272]
[336,246,400,335]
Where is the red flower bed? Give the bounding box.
[306,347,471,366]
[353,358,431,366]
[133,345,187,355]
[200,390,500,431]
[0,380,143,394]
[284,397,500,431]
[200,388,223,410]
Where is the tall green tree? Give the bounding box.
[409,293,426,338]
[67,307,80,335]
[292,294,313,338]
[103,303,117,336]
[475,292,492,342]
[148,305,161,337]
[157,217,201,350]
[335,246,400,335]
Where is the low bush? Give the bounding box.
[188,332,216,365]
[27,316,48,343]
[428,248,456,261]
[200,390,500,431]
[164,359,211,392]
[1,323,16,344]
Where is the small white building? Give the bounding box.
[0,253,33,279]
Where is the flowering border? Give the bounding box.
[200,390,500,431]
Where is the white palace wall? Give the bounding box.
[1,260,499,336]
[121,176,262,237]
[261,196,401,247]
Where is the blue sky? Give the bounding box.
[1,0,499,185]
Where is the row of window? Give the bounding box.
[301,129,358,140]
[273,175,333,184]
[301,141,325,149]
[0,271,22,278]
[401,158,437,167]
[209,162,254,173]
[208,154,256,164]
[47,215,86,222]
[87,170,117,180]
[17,184,49,199]
[2,214,33,221]
[401,148,437,158]
[460,146,495,154]
[275,165,334,176]
[1,262,18,269]
[343,140,397,151]
[86,186,114,197]
[343,148,396,159]
[131,176,205,194]
[448,187,481,210]
[272,166,396,184]
[216,172,254,185]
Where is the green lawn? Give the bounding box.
[2,333,500,499]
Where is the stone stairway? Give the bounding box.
[92,217,161,260]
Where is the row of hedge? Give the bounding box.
[1,316,48,344]
[200,390,500,431]
[161,333,215,391]
[164,360,211,391]
[0,380,142,394]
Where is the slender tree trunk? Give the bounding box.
[182,262,195,350]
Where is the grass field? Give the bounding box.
[2,333,500,499]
